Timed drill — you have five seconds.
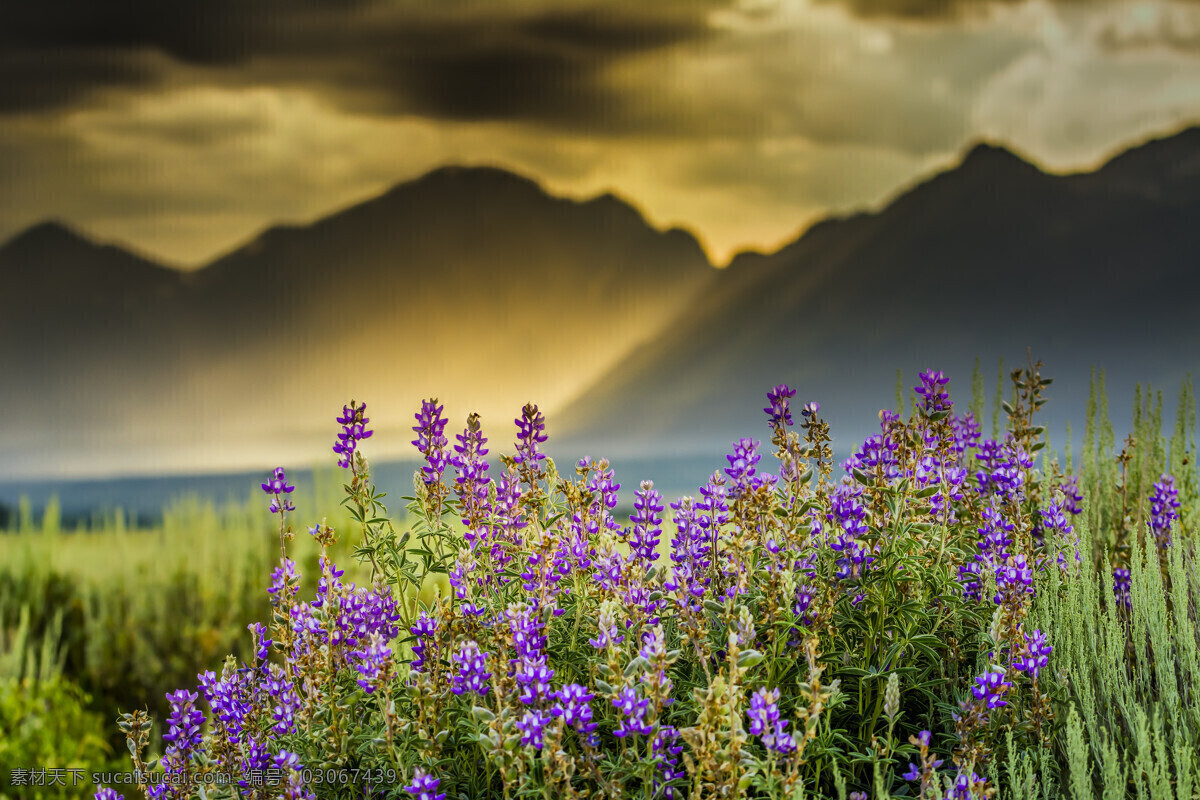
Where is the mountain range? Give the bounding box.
[554,127,1200,462]
[3,125,1200,485]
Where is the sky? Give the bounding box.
[4,0,1200,267]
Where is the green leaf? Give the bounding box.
[737,649,764,668]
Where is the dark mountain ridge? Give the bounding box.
[552,126,1200,460]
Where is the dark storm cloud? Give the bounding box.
[0,49,157,114]
[818,0,997,18]
[0,0,718,124]
[818,0,1181,20]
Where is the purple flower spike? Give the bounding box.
[915,369,952,415]
[515,708,552,749]
[629,481,664,564]
[261,467,296,514]
[1013,628,1053,679]
[514,403,549,473]
[351,633,393,693]
[403,768,445,800]
[333,401,373,469]
[412,399,450,485]
[1149,474,1180,549]
[552,683,597,734]
[1113,567,1132,609]
[451,640,491,697]
[1059,475,1084,516]
[612,687,653,738]
[410,611,438,672]
[765,384,796,429]
[801,401,820,418]
[725,438,764,496]
[94,790,124,800]
[748,687,796,754]
[971,669,1012,709]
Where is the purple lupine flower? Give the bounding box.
[748,687,796,754]
[94,789,124,800]
[994,555,1036,605]
[586,458,621,512]
[947,771,990,800]
[247,621,272,666]
[313,555,346,608]
[274,751,315,800]
[1012,629,1052,680]
[950,411,982,458]
[331,584,403,654]
[827,482,869,540]
[612,687,654,737]
[802,401,820,418]
[978,503,1014,562]
[333,401,373,469]
[508,604,554,704]
[261,467,295,514]
[696,473,730,544]
[513,403,549,473]
[974,436,1035,501]
[653,724,686,799]
[591,546,625,593]
[412,399,450,486]
[958,559,983,602]
[410,618,439,671]
[350,633,392,694]
[589,603,626,650]
[451,413,491,536]
[902,729,944,785]
[960,501,1012,603]
[668,496,712,609]
[403,768,445,800]
[1060,475,1084,516]
[515,658,555,706]
[852,431,901,483]
[263,664,302,735]
[161,688,204,787]
[1113,567,1132,609]
[515,708,553,749]
[1040,502,1082,569]
[268,558,299,602]
[623,577,665,627]
[198,669,252,745]
[915,369,952,415]
[451,640,492,696]
[724,438,763,496]
[1149,474,1180,549]
[236,738,271,790]
[792,584,816,631]
[971,669,1012,709]
[552,683,597,734]
[765,384,797,429]
[630,481,664,564]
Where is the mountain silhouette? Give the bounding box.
[0,166,714,479]
[552,126,1200,462]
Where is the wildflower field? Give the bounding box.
[3,359,1198,800]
